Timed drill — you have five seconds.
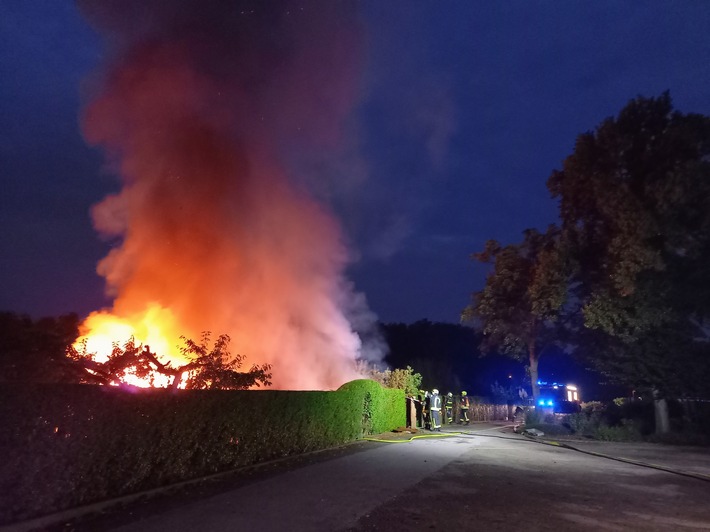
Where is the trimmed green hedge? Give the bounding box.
[337,379,405,434]
[0,380,404,525]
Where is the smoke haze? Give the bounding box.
[76,0,380,389]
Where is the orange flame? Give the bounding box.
[76,303,180,363]
[74,303,190,387]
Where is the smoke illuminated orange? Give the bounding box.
[75,1,381,390]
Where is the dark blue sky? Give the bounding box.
[2,1,709,325]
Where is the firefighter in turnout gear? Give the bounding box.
[421,390,431,430]
[430,389,442,431]
[445,392,454,424]
[459,391,470,425]
[414,390,425,428]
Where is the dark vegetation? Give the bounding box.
[382,320,523,397]
[524,398,710,444]
[381,320,610,401]
[0,380,403,525]
[0,311,83,384]
[463,93,710,433]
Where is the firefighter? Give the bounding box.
[421,390,431,430]
[414,390,425,428]
[459,390,470,425]
[430,389,442,431]
[445,392,454,424]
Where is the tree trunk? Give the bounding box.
[170,374,182,390]
[653,389,670,435]
[529,347,540,402]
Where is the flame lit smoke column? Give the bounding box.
[76,0,379,389]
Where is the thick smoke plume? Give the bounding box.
[77,0,380,389]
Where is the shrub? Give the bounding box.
[612,397,627,407]
[525,408,544,426]
[564,412,595,435]
[564,410,608,436]
[1,380,404,525]
[338,379,405,435]
[354,364,422,397]
[385,367,422,397]
[580,401,606,414]
[593,420,642,441]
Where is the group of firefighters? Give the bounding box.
[410,389,471,431]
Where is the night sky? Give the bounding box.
[2,1,710,326]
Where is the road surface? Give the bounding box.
[34,424,710,531]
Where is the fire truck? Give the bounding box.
[536,381,581,413]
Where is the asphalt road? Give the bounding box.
[34,424,710,531]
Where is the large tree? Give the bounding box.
[548,93,710,410]
[462,226,569,401]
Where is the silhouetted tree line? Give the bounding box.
[0,312,83,383]
[380,320,525,397]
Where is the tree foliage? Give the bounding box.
[68,332,272,390]
[179,332,272,390]
[462,226,570,400]
[548,92,710,397]
[490,380,521,404]
[357,362,422,396]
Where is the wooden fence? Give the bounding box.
[406,397,517,428]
